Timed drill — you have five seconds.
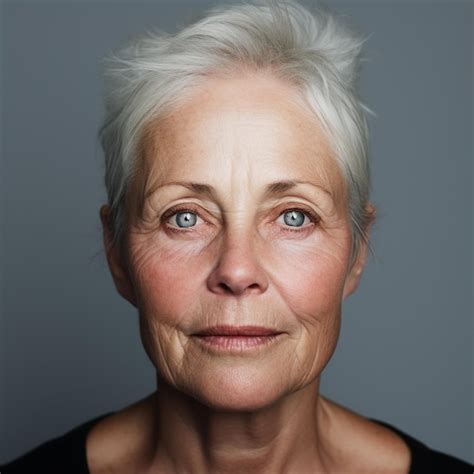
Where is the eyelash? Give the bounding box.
[161,205,320,234]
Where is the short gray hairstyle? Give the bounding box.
[98,0,375,266]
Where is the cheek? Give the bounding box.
[128,237,208,324]
[268,235,349,385]
[270,233,350,319]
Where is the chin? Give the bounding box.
[188,365,288,412]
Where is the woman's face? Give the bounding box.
[104,72,370,411]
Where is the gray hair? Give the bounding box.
[98,0,375,266]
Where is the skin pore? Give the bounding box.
[94,70,410,473]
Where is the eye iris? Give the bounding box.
[176,211,197,228]
[283,210,305,227]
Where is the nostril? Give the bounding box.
[219,282,232,293]
[217,281,260,295]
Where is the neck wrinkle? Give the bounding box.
[145,377,336,474]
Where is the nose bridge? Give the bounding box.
[206,212,268,296]
[222,218,255,257]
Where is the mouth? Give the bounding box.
[192,325,285,352]
[193,325,283,337]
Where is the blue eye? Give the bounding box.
[162,206,318,234]
[172,210,198,228]
[282,210,306,227]
[161,207,201,230]
[277,208,319,233]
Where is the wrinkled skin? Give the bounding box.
[101,70,374,413]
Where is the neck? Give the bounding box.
[144,377,336,473]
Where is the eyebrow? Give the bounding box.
[154,180,334,202]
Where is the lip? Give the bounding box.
[192,326,285,352]
[193,325,282,337]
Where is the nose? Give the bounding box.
[206,232,269,296]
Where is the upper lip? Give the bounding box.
[193,325,282,337]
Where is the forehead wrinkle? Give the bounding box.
[132,75,348,217]
[134,139,347,221]
[140,120,340,206]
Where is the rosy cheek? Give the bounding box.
[270,239,349,318]
[130,242,206,322]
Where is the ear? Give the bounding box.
[342,203,376,300]
[100,204,137,307]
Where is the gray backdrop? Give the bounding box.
[1,0,472,465]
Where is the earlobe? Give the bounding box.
[342,203,376,300]
[99,205,138,308]
[342,251,367,299]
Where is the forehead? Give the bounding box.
[136,72,347,206]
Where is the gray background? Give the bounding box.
[1,0,472,465]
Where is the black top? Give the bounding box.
[1,413,472,473]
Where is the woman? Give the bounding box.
[2,1,471,472]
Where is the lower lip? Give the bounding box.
[193,334,282,351]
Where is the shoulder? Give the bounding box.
[86,393,156,474]
[319,396,472,473]
[0,412,113,474]
[319,396,412,472]
[371,418,473,474]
